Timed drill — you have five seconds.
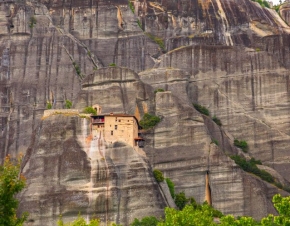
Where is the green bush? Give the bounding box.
[165,178,175,199]
[193,103,210,116]
[154,88,165,94]
[139,113,161,130]
[130,216,159,226]
[212,115,222,126]
[153,169,164,182]
[65,100,72,109]
[234,139,248,153]
[175,192,188,210]
[72,62,83,79]
[211,139,219,146]
[83,106,97,115]
[47,102,52,109]
[29,16,37,28]
[109,63,117,67]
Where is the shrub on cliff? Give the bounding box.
[165,178,175,199]
[29,16,37,28]
[0,155,28,226]
[83,106,97,115]
[65,100,72,109]
[234,139,248,152]
[212,115,222,126]
[231,155,275,184]
[154,88,165,94]
[47,102,52,109]
[153,169,164,182]
[193,103,210,116]
[139,113,161,129]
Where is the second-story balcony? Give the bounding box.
[92,118,105,124]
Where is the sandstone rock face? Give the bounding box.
[280,3,290,26]
[20,114,166,225]
[1,0,290,224]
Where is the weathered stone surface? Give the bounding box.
[280,3,290,26]
[1,0,290,224]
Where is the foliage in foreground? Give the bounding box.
[158,194,290,225]
[59,194,290,226]
[0,155,28,226]
[130,216,159,226]
[58,215,122,226]
[58,215,100,226]
[139,113,161,129]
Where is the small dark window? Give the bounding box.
[115,117,117,122]
[111,131,113,135]
[115,125,117,130]
[119,120,121,122]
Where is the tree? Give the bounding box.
[158,205,216,226]
[260,194,290,225]
[57,215,100,226]
[130,216,159,226]
[0,155,28,226]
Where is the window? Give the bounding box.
[115,125,117,130]
[119,120,121,122]
[111,131,113,135]
[115,117,117,122]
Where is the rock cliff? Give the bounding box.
[0,0,290,225]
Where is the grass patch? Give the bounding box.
[109,63,117,67]
[145,32,165,51]
[128,0,135,13]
